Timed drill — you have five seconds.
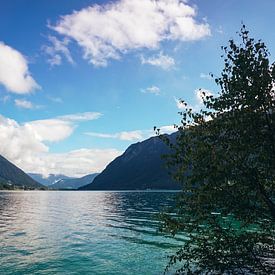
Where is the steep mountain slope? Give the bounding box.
[80,133,180,190]
[28,173,74,186]
[51,173,99,189]
[0,155,44,189]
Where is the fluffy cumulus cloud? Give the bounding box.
[0,115,49,164]
[141,85,160,95]
[22,148,121,178]
[25,119,74,142]
[141,52,175,70]
[0,42,40,94]
[51,0,210,66]
[0,112,120,177]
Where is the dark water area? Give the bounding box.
[0,191,183,274]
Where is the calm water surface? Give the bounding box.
[0,191,183,275]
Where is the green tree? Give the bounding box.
[160,26,275,274]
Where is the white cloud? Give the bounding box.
[194,89,214,121]
[195,88,213,105]
[51,0,210,66]
[200,72,212,80]
[48,96,63,103]
[86,130,144,141]
[141,85,160,95]
[118,131,144,141]
[15,99,34,109]
[159,125,176,133]
[58,112,102,122]
[43,35,74,66]
[86,125,176,142]
[0,112,112,177]
[25,119,74,142]
[141,52,175,70]
[174,96,186,110]
[22,148,122,178]
[174,88,213,111]
[0,42,40,94]
[25,112,102,142]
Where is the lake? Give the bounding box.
[0,191,183,275]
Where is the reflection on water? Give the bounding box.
[0,191,182,275]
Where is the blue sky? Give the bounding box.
[0,0,275,177]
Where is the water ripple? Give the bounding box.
[0,191,179,275]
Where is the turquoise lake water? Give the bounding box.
[0,191,183,275]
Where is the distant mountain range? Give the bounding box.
[28,173,74,186]
[80,133,180,190]
[50,173,99,189]
[0,155,43,190]
[29,173,99,189]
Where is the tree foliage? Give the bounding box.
[160,26,275,274]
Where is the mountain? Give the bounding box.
[0,155,44,190]
[28,173,74,186]
[50,173,99,189]
[80,133,180,190]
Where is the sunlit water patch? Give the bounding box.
[0,191,183,275]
